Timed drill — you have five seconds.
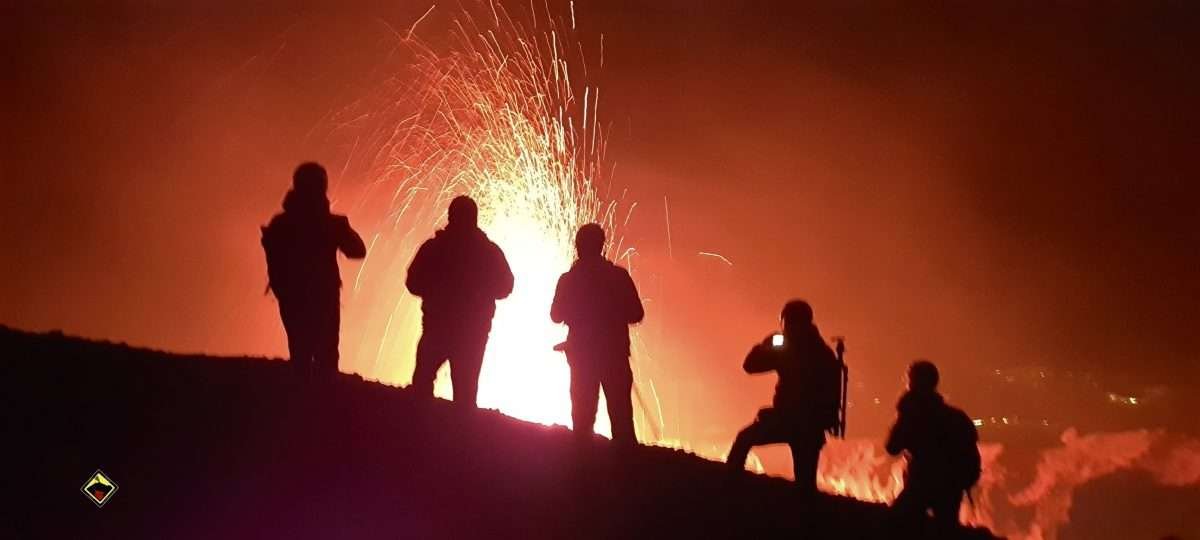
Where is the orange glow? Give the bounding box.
[814,439,1005,532]
[309,7,1200,539]
[6,3,1198,538]
[808,432,1200,540]
[338,2,624,437]
[816,438,906,503]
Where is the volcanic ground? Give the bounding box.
[4,326,1000,539]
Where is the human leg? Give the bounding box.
[601,362,636,445]
[411,330,448,397]
[448,332,487,407]
[569,361,601,440]
[313,293,341,379]
[789,436,825,492]
[891,481,933,533]
[930,487,964,531]
[728,418,788,471]
[280,302,314,375]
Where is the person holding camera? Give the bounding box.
[726,299,843,493]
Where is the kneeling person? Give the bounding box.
[727,300,842,492]
[886,360,980,531]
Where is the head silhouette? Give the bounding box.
[447,195,479,230]
[575,223,605,259]
[284,162,330,214]
[780,299,814,337]
[907,360,940,393]
[293,162,328,196]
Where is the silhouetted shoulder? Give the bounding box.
[484,236,508,262]
[811,336,837,363]
[415,235,440,253]
[405,236,441,297]
[265,212,286,229]
[613,263,637,288]
[611,261,643,323]
[480,234,514,299]
[262,211,295,243]
[946,405,978,442]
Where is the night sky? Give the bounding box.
[4,1,1198,445]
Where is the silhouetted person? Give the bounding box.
[887,360,981,533]
[727,300,842,492]
[550,224,644,445]
[262,162,366,378]
[406,196,513,406]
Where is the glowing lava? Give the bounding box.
[338,1,619,436]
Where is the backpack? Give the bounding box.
[261,223,293,298]
[943,405,982,491]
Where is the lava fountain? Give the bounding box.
[337,1,626,435]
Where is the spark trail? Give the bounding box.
[317,7,1195,537]
[337,1,627,434]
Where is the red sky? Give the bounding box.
[3,2,1197,446]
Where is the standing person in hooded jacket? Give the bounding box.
[886,360,980,533]
[261,162,366,379]
[406,195,513,407]
[727,300,843,493]
[551,223,644,445]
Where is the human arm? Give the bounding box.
[743,337,781,374]
[619,267,644,325]
[550,273,569,324]
[335,215,367,259]
[885,406,910,456]
[405,239,435,297]
[260,221,286,298]
[490,242,514,300]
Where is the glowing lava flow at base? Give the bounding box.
[339,1,624,436]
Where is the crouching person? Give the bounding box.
[726,300,842,494]
[887,360,981,535]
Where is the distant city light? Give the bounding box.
[973,418,984,427]
[1106,392,1140,406]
